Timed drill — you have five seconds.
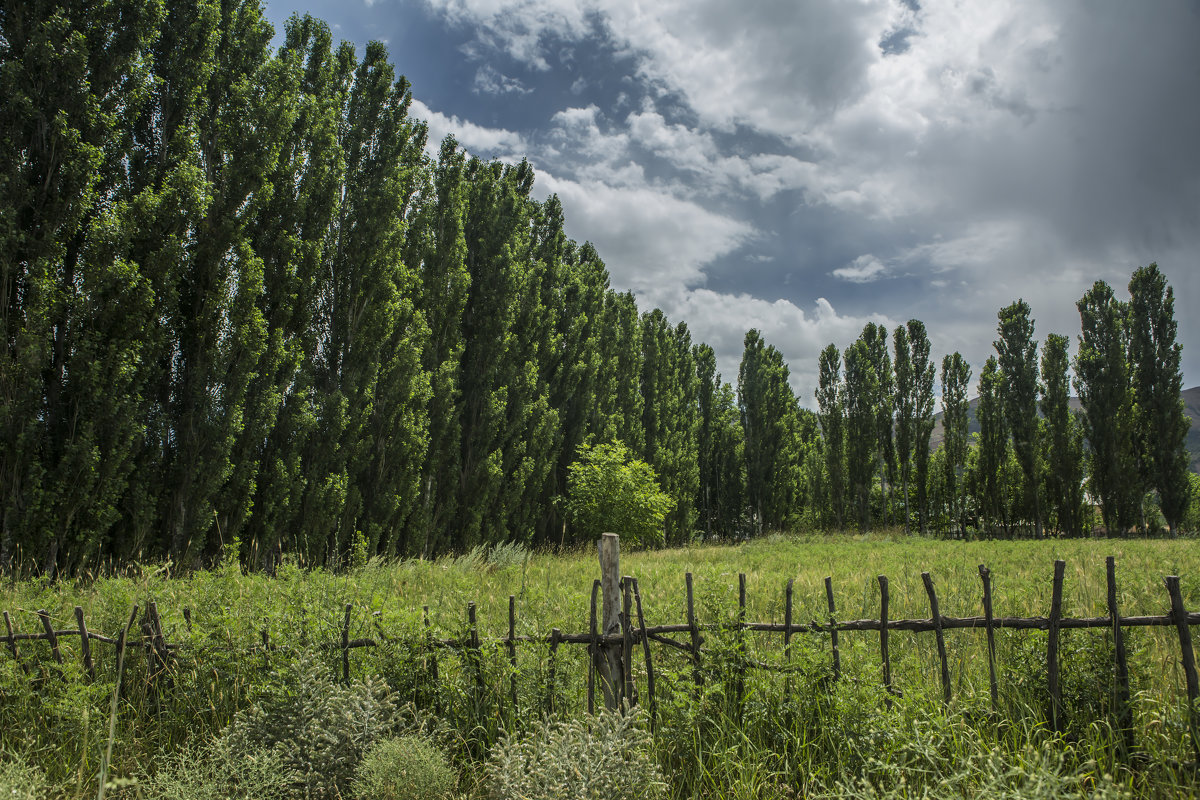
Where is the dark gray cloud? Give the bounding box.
[264,0,1200,398]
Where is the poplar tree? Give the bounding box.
[1128,263,1190,536]
[1075,281,1140,533]
[0,0,164,573]
[843,339,877,532]
[739,330,801,533]
[407,137,469,556]
[863,324,895,523]
[976,356,1008,536]
[696,344,745,537]
[894,320,935,534]
[995,300,1043,538]
[816,344,846,529]
[1039,334,1086,537]
[594,291,644,454]
[940,353,971,537]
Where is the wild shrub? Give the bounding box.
[135,739,290,800]
[351,734,456,800]
[487,710,666,800]
[220,653,398,799]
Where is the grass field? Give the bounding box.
[2,532,1199,798]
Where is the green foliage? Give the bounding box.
[221,654,398,799]
[565,442,674,547]
[940,352,971,537]
[487,711,666,800]
[1128,263,1190,536]
[996,299,1044,538]
[1076,281,1141,534]
[137,739,290,800]
[0,752,47,800]
[352,735,456,800]
[739,330,805,534]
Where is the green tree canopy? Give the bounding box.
[565,441,674,547]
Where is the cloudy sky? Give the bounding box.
[264,0,1200,405]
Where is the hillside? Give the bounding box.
[929,386,1200,473]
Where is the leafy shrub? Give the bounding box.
[565,441,674,547]
[137,739,290,800]
[352,734,455,800]
[220,654,397,799]
[0,752,46,800]
[487,710,666,800]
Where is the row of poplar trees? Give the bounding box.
[1,2,785,574]
[3,3,1190,576]
[814,266,1191,540]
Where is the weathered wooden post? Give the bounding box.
[598,533,625,710]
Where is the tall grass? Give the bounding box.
[1,533,1198,798]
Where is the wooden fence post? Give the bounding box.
[632,578,657,731]
[75,606,95,681]
[547,628,561,715]
[784,578,794,696]
[736,572,747,711]
[1106,557,1133,755]
[621,576,636,707]
[978,565,998,708]
[879,575,892,706]
[686,572,702,696]
[922,572,951,704]
[1165,575,1200,762]
[37,609,63,667]
[423,605,440,713]
[588,579,600,714]
[598,533,624,711]
[507,595,519,721]
[341,604,352,684]
[825,576,840,683]
[1047,560,1065,733]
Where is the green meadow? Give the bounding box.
[3,533,1199,799]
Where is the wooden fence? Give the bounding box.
[3,535,1199,760]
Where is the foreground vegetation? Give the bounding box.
[2,533,1199,798]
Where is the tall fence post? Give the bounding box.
[879,575,892,707]
[1106,557,1133,755]
[922,572,951,705]
[1047,560,1066,733]
[686,572,703,696]
[598,533,624,711]
[1165,575,1200,762]
[825,576,840,683]
[978,565,998,708]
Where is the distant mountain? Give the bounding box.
[929,386,1200,474]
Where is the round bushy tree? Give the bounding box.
[565,441,675,547]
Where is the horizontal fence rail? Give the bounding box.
[3,552,1200,758]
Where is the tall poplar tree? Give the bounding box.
[0,0,164,573]
[1075,281,1140,533]
[1039,334,1086,537]
[976,356,1008,536]
[641,311,699,541]
[995,300,1043,538]
[816,343,846,529]
[843,339,877,532]
[1128,263,1190,536]
[894,320,935,534]
[940,353,971,537]
[739,330,801,533]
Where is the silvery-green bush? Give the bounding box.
[136,739,290,800]
[221,654,397,800]
[0,752,46,800]
[352,734,455,800]
[487,711,666,800]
